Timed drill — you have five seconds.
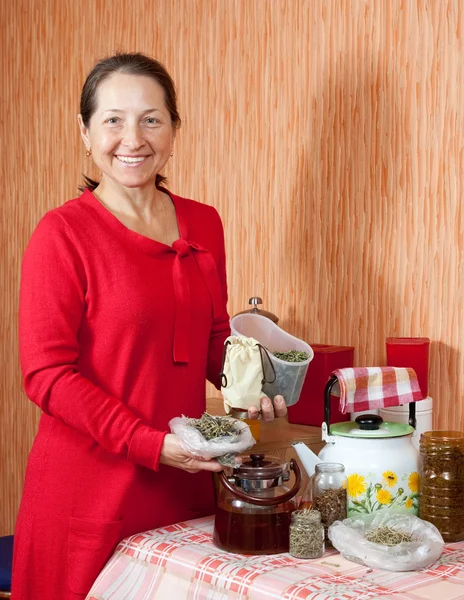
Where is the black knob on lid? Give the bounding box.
[355,414,384,430]
[237,453,284,479]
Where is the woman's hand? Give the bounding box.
[247,394,288,422]
[159,433,224,473]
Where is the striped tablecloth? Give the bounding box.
[87,515,464,600]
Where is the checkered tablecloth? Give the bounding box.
[87,515,464,600]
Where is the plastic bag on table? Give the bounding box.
[168,414,256,467]
[328,510,444,571]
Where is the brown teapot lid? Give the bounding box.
[234,453,287,480]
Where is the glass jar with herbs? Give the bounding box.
[289,509,325,559]
[313,462,347,543]
[419,431,464,542]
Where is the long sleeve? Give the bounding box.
[13,193,225,600]
[19,212,166,471]
[205,209,231,389]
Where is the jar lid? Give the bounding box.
[420,430,464,449]
[234,453,287,480]
[230,407,250,420]
[233,297,279,323]
[386,337,430,345]
[315,462,345,473]
[292,509,322,524]
[421,430,464,441]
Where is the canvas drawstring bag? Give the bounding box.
[220,335,275,414]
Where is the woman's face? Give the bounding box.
[78,72,176,191]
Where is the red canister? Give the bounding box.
[386,337,430,399]
[287,344,354,427]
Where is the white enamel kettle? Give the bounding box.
[318,375,421,518]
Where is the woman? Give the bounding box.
[12,52,287,599]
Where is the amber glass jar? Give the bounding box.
[419,431,464,542]
[230,407,260,442]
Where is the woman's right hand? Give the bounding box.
[159,433,224,473]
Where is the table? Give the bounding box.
[87,515,464,600]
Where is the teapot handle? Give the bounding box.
[323,375,338,436]
[217,459,301,507]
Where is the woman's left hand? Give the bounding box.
[247,395,287,422]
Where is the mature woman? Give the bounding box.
[12,52,287,599]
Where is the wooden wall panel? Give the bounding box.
[1,0,463,534]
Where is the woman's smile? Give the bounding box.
[115,154,150,166]
[78,72,175,192]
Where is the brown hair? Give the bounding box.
[79,52,181,192]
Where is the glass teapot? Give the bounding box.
[213,453,301,555]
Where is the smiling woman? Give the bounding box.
[11,53,230,600]
[11,52,286,600]
[76,56,181,245]
[79,74,175,194]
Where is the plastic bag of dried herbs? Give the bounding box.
[328,510,444,571]
[168,413,256,467]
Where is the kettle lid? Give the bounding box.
[330,414,414,438]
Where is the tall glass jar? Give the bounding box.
[313,462,347,542]
[289,509,324,559]
[419,431,464,542]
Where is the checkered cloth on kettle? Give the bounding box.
[331,366,423,414]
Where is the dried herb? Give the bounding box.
[186,412,239,440]
[420,439,464,542]
[314,487,347,541]
[185,412,244,467]
[289,509,325,559]
[365,526,413,546]
[272,350,310,362]
[420,446,464,488]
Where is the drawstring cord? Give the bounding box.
[258,344,276,385]
[219,341,276,388]
[219,340,231,387]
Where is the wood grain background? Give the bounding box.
[1,0,463,535]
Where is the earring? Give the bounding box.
[170,151,173,157]
[86,148,92,157]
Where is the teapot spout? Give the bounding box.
[292,442,322,478]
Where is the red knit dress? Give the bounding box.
[12,188,231,599]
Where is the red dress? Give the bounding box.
[12,189,230,599]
